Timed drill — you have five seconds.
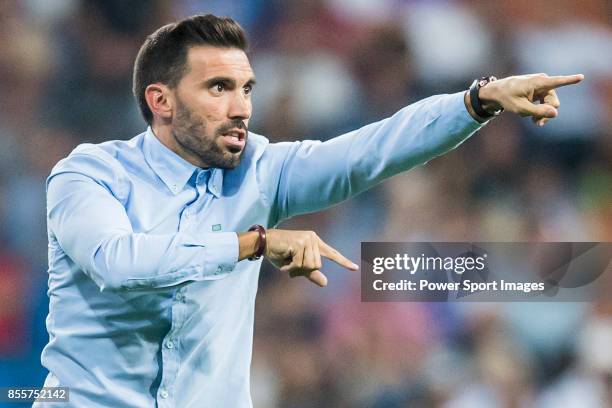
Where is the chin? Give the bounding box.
[220,152,243,169]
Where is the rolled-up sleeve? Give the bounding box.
[47,153,238,292]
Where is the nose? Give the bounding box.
[228,90,251,122]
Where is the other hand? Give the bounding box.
[264,229,358,287]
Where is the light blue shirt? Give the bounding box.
[38,92,483,407]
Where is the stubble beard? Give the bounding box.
[171,97,246,169]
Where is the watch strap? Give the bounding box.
[469,76,503,119]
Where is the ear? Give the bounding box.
[145,83,173,121]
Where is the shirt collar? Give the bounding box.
[189,167,223,199]
[143,127,224,197]
[207,168,223,198]
[142,127,197,195]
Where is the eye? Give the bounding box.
[243,84,252,95]
[209,82,226,95]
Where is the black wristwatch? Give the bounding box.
[469,76,504,120]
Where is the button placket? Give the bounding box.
[158,290,187,405]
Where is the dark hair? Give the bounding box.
[132,14,248,124]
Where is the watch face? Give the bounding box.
[478,79,488,87]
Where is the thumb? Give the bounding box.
[516,99,558,118]
[307,270,328,287]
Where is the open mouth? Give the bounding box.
[220,129,246,152]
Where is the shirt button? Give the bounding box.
[160,389,168,399]
[166,340,174,349]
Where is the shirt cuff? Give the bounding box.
[456,90,492,127]
[200,232,239,279]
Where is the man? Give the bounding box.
[38,14,582,407]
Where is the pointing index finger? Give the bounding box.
[317,237,359,271]
[542,74,584,89]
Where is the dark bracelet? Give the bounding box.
[248,224,266,261]
[469,76,503,120]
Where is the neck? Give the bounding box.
[151,122,205,168]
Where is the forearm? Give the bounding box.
[275,91,485,219]
[89,231,238,291]
[99,229,268,289]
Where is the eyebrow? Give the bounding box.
[203,76,257,88]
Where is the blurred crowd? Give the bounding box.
[0,0,611,407]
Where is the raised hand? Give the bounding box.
[478,73,584,126]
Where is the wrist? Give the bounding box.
[238,230,260,261]
[247,224,266,260]
[464,91,489,123]
[478,82,503,114]
[467,76,504,123]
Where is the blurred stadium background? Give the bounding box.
[0,0,611,407]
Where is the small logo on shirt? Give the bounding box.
[212,224,222,232]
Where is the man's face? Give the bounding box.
[171,46,255,169]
